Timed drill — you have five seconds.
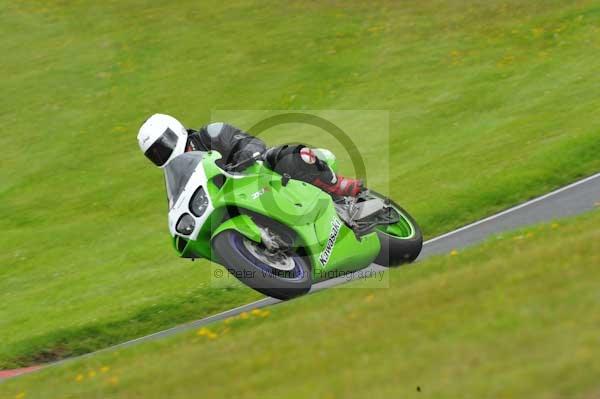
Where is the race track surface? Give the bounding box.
[3,172,599,381]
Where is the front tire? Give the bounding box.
[370,192,423,267]
[211,230,312,300]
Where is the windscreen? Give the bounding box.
[163,152,203,208]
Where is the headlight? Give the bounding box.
[176,213,195,235]
[189,186,209,217]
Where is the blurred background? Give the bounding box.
[1,1,599,397]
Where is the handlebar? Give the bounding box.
[223,152,264,172]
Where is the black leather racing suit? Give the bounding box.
[186,122,362,197]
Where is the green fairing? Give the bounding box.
[211,214,262,243]
[172,151,383,282]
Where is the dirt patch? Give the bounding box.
[0,365,42,379]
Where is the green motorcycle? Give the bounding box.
[165,150,422,300]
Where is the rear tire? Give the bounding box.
[211,230,312,300]
[370,193,423,267]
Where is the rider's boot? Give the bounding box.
[313,175,364,197]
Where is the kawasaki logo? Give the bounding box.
[319,217,342,266]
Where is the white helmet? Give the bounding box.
[137,113,188,167]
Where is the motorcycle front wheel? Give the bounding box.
[211,229,312,300]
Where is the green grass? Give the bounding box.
[3,210,599,398]
[1,0,600,368]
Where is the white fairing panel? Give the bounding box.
[166,154,214,241]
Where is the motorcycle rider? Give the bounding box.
[137,113,364,197]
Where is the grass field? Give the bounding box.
[1,0,600,368]
[3,210,599,398]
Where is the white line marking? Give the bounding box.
[106,298,274,348]
[423,172,600,245]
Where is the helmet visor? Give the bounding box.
[144,128,179,166]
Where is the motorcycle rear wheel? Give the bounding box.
[369,191,423,267]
